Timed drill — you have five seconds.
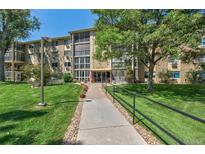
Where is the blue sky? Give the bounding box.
[26,9,97,41]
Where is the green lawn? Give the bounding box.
[106,84,205,145]
[0,82,81,145]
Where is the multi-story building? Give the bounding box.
[3,27,205,84]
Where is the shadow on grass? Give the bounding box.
[0,124,17,132]
[0,130,40,145]
[123,84,205,103]
[0,110,47,122]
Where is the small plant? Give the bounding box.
[23,64,51,86]
[82,84,88,92]
[158,70,171,83]
[63,73,73,83]
[80,91,86,98]
[185,70,199,83]
[51,71,63,80]
[125,66,134,83]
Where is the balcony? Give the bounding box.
[4,51,25,63]
[5,71,22,82]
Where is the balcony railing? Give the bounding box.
[5,71,22,82]
[4,51,25,62]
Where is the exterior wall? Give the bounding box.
[180,62,198,83]
[4,28,202,84]
[154,60,168,83]
[154,58,200,84]
[90,31,111,71]
[4,43,26,81]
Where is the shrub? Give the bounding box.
[63,73,73,83]
[51,71,63,80]
[80,92,86,98]
[158,70,171,83]
[81,84,88,92]
[185,70,199,83]
[23,64,51,85]
[125,66,134,83]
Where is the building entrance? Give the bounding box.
[92,71,110,83]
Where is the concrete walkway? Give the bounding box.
[77,83,147,145]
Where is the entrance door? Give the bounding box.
[93,71,110,83]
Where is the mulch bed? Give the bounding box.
[63,98,83,145]
[103,87,162,145]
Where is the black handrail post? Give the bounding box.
[113,85,115,103]
[133,95,136,124]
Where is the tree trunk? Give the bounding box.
[0,50,5,81]
[147,63,154,92]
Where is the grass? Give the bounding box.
[106,84,205,145]
[0,82,81,145]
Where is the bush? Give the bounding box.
[185,70,199,83]
[158,70,171,83]
[125,66,134,83]
[51,71,63,80]
[63,73,73,83]
[23,64,51,85]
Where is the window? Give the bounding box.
[64,40,71,45]
[74,32,90,43]
[74,70,90,81]
[52,41,58,46]
[144,72,156,78]
[85,57,90,63]
[74,43,90,56]
[64,62,71,67]
[64,50,71,56]
[52,63,58,67]
[171,71,180,79]
[29,44,34,49]
[202,38,205,47]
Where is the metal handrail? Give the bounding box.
[110,84,205,125]
[102,83,198,145]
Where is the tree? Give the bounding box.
[23,64,51,84]
[92,10,205,91]
[0,10,40,81]
[63,73,73,83]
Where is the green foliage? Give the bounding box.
[51,71,63,79]
[125,66,134,83]
[92,9,205,91]
[0,10,40,81]
[158,70,171,83]
[185,70,199,83]
[0,10,40,46]
[23,64,51,83]
[200,63,205,71]
[63,73,73,83]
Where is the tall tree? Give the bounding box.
[92,9,205,91]
[0,10,40,81]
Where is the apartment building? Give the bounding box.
[4,27,204,84]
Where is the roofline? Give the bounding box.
[17,27,95,44]
[69,27,95,34]
[22,35,71,44]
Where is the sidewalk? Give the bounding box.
[77,83,147,145]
